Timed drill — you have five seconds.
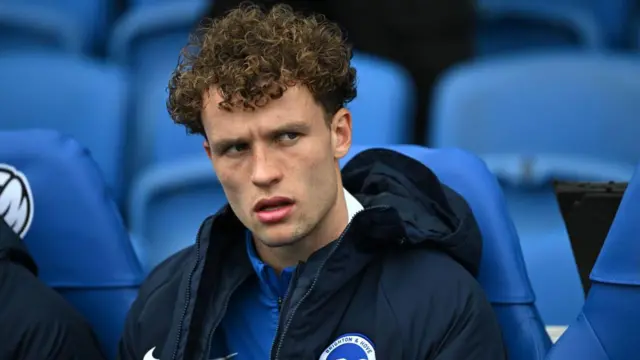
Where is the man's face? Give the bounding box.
[202,86,352,248]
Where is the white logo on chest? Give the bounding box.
[319,333,376,360]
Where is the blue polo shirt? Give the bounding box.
[219,232,295,360]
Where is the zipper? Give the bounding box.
[269,265,301,358]
[270,205,389,360]
[171,219,209,360]
[202,277,247,360]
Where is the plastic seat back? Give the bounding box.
[0,53,128,201]
[0,5,83,54]
[430,53,640,163]
[1,0,111,52]
[128,156,225,271]
[477,3,604,55]
[546,162,640,360]
[0,129,145,360]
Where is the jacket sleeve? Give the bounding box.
[431,284,507,360]
[117,246,194,360]
[17,315,106,360]
[0,262,107,360]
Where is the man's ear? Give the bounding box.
[203,138,212,160]
[331,108,352,159]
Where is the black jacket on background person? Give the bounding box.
[207,0,476,145]
[0,218,106,360]
[117,149,506,360]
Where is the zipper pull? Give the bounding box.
[277,297,283,311]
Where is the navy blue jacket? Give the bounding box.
[0,219,106,360]
[118,148,506,360]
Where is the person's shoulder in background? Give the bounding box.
[0,219,106,360]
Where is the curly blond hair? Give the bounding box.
[167,3,357,136]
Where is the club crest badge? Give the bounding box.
[0,164,34,239]
[319,333,376,360]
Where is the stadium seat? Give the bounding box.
[477,3,604,55]
[0,0,111,52]
[128,156,225,271]
[0,129,145,360]
[479,0,634,48]
[0,4,83,54]
[488,154,634,327]
[429,53,640,325]
[545,162,640,359]
[342,145,551,360]
[347,53,416,145]
[108,1,209,171]
[0,52,129,201]
[430,53,640,163]
[109,2,415,172]
[584,0,635,47]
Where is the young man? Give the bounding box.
[118,4,505,360]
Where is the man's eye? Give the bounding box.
[277,132,300,143]
[226,143,248,154]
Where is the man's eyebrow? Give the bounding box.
[210,137,246,154]
[268,121,311,136]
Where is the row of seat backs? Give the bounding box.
[546,161,640,359]
[1,0,636,55]
[3,50,639,195]
[0,130,145,360]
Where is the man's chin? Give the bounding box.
[253,226,304,248]
[257,235,301,248]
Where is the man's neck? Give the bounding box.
[254,188,363,273]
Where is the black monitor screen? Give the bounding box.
[554,181,626,295]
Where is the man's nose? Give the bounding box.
[250,147,282,187]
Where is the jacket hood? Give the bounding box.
[0,218,37,275]
[341,148,482,275]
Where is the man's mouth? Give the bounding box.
[254,197,295,212]
[253,197,295,224]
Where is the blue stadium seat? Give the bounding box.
[487,155,634,327]
[0,0,111,52]
[0,4,83,53]
[108,1,209,171]
[109,2,415,172]
[347,53,415,145]
[545,162,640,359]
[0,53,129,201]
[583,0,634,47]
[430,53,640,163]
[0,129,145,360]
[479,0,634,48]
[128,156,225,271]
[429,53,640,325]
[477,3,604,55]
